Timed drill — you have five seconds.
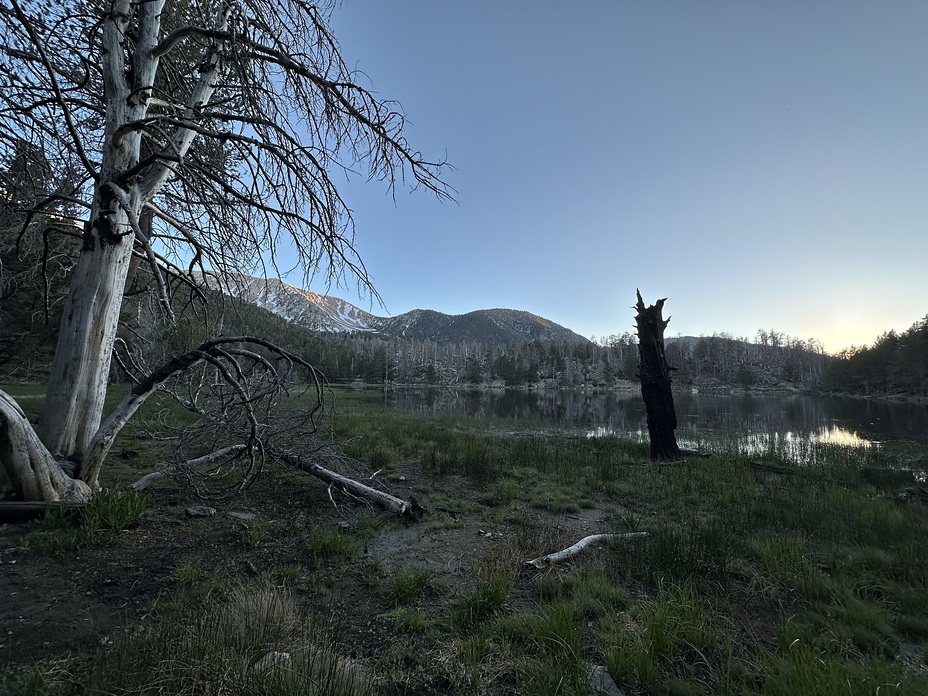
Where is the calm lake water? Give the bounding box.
[384,388,928,455]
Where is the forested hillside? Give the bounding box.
[0,140,80,376]
[2,264,834,393]
[117,292,830,390]
[664,331,830,390]
[820,317,928,397]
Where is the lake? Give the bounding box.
[384,387,928,463]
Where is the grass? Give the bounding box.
[328,395,928,693]
[452,555,518,630]
[20,488,147,551]
[3,582,370,696]
[384,566,443,607]
[604,581,738,694]
[4,385,928,694]
[239,522,266,549]
[305,524,362,564]
[379,606,434,632]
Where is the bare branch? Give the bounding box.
[4,0,97,179]
[273,447,425,520]
[130,444,248,491]
[81,335,326,489]
[151,26,231,59]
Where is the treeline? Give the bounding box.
[312,329,830,391]
[159,298,831,391]
[820,317,928,397]
[4,261,834,393]
[662,331,831,389]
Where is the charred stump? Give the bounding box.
[635,291,682,460]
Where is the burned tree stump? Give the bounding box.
[635,291,682,460]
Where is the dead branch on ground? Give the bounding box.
[525,532,649,569]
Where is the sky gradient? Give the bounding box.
[305,1,928,353]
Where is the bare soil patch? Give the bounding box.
[0,461,607,675]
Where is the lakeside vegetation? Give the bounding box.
[3,388,927,694]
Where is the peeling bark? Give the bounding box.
[36,225,136,459]
[35,0,161,459]
[35,0,234,462]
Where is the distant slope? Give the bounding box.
[372,308,588,344]
[200,274,589,345]
[199,274,378,333]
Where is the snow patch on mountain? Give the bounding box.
[198,273,589,344]
[197,273,379,333]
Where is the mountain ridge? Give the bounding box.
[200,274,590,345]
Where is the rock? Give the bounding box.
[227,511,256,521]
[185,505,216,518]
[253,650,292,673]
[589,665,625,696]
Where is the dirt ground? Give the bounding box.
[0,461,610,680]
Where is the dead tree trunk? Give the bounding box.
[635,291,681,460]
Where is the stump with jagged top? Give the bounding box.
[635,290,682,460]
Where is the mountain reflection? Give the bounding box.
[386,388,928,449]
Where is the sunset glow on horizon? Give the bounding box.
[296,1,928,355]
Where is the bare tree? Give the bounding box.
[634,291,681,460]
[0,0,450,502]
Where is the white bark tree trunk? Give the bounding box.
[1,0,447,502]
[35,0,230,466]
[36,0,157,462]
[36,226,137,458]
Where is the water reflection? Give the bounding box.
[810,425,875,448]
[584,424,871,466]
[386,388,928,450]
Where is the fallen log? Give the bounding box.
[0,501,83,523]
[525,531,649,569]
[130,446,425,520]
[273,450,426,521]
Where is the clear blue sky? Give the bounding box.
[303,1,928,353]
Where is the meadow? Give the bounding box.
[2,385,927,695]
